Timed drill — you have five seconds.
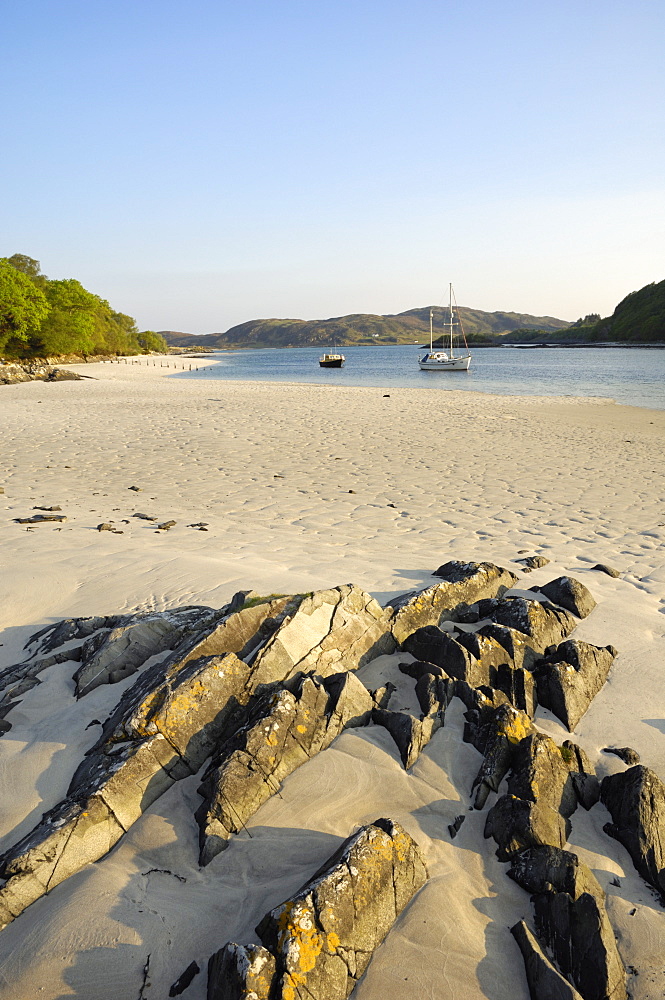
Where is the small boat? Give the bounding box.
[319,337,345,368]
[419,283,471,371]
[319,353,345,368]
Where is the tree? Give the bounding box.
[137,330,167,353]
[0,259,50,355]
[33,279,100,356]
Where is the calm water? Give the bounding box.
[182,346,665,410]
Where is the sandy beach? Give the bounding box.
[1,358,664,999]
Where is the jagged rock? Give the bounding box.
[402,627,490,687]
[538,576,597,619]
[0,586,392,927]
[534,639,617,731]
[371,708,441,769]
[246,585,395,688]
[169,960,200,997]
[157,520,176,529]
[533,889,627,1000]
[387,560,517,644]
[208,944,276,1000]
[14,514,67,524]
[0,362,83,384]
[73,607,215,698]
[453,628,538,715]
[133,512,157,521]
[512,920,585,1000]
[459,684,513,751]
[196,673,373,864]
[207,818,426,1000]
[593,564,620,579]
[484,733,595,858]
[461,597,577,653]
[517,556,551,571]
[472,704,535,808]
[603,746,640,766]
[448,814,465,838]
[370,682,396,708]
[97,523,114,531]
[398,658,446,680]
[476,623,543,671]
[601,765,665,898]
[508,845,603,900]
[414,671,453,718]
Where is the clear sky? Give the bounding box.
[2,0,664,332]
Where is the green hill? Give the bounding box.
[505,279,665,344]
[160,305,569,349]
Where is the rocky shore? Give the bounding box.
[0,561,661,999]
[0,362,663,999]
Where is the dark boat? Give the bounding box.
[319,352,345,368]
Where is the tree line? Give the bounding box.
[0,254,167,359]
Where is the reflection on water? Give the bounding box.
[181,346,665,410]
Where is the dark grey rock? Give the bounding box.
[534,640,617,731]
[472,704,535,809]
[539,576,597,619]
[601,765,665,898]
[468,597,577,652]
[253,818,427,1000]
[402,627,490,687]
[517,556,551,571]
[372,708,441,769]
[196,673,373,864]
[508,846,603,900]
[208,944,275,1000]
[387,561,518,644]
[414,671,453,718]
[533,889,627,1000]
[448,814,465,838]
[603,746,640,766]
[14,514,67,524]
[592,564,620,579]
[169,960,200,997]
[484,733,595,859]
[0,585,393,928]
[511,919,585,1000]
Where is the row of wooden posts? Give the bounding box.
[102,357,203,371]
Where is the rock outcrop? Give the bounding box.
[387,560,517,644]
[483,727,598,859]
[0,362,84,385]
[208,818,427,1000]
[460,596,577,653]
[512,920,585,1000]
[196,673,373,864]
[601,765,665,899]
[403,625,537,716]
[510,847,626,1000]
[538,576,597,619]
[534,640,617,731]
[0,585,392,927]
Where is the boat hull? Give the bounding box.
[319,358,345,368]
[419,355,471,371]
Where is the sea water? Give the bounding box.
[181,345,665,410]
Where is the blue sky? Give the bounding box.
[2,0,664,332]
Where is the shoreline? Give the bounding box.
[1,359,664,998]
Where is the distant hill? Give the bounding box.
[159,305,569,349]
[506,278,665,344]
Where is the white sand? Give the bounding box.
[0,358,664,998]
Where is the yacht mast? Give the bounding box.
[449,282,454,356]
[429,308,433,352]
